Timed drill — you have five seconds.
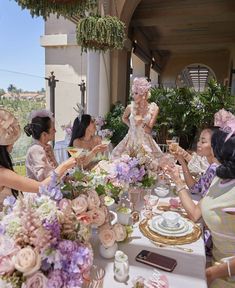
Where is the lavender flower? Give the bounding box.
[43,218,61,241]
[58,240,77,254]
[39,171,63,201]
[3,196,16,207]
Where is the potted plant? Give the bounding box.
[76,15,125,52]
[15,0,97,19]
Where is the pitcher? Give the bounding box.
[114,250,129,282]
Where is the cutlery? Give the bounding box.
[151,241,193,253]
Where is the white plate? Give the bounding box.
[148,216,193,237]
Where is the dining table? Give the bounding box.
[92,196,207,288]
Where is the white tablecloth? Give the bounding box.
[92,202,207,288]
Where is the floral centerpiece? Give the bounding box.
[0,179,95,288]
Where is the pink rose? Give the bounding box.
[0,235,19,257]
[77,212,92,225]
[98,228,116,248]
[72,196,88,215]
[87,190,100,210]
[23,272,48,288]
[58,199,72,211]
[13,247,41,277]
[113,223,127,242]
[88,208,106,227]
[0,256,15,275]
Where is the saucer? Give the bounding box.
[159,218,186,232]
[149,215,192,237]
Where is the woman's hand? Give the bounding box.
[165,163,183,185]
[63,157,77,169]
[93,144,108,154]
[206,266,217,286]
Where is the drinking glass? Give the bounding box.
[83,265,105,288]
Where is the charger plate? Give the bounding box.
[139,218,202,245]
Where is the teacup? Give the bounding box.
[161,211,180,228]
[154,186,170,197]
[116,206,132,225]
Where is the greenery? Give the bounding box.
[149,79,235,147]
[14,0,97,19]
[0,97,45,159]
[103,102,128,146]
[104,80,235,149]
[76,15,125,52]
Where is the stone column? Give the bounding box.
[99,51,110,116]
[87,51,100,116]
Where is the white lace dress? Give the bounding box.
[111,102,162,160]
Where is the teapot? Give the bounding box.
[114,250,129,282]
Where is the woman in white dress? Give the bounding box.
[111,77,162,160]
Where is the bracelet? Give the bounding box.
[226,260,232,277]
[176,185,187,194]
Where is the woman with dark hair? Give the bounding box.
[0,109,77,210]
[69,114,108,169]
[24,110,59,181]
[167,109,235,287]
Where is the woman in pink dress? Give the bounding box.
[111,77,162,161]
[0,109,76,209]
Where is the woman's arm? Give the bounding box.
[206,258,235,286]
[122,105,131,127]
[166,165,202,222]
[0,157,76,193]
[178,156,197,188]
[148,103,159,129]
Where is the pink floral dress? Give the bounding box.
[26,140,58,181]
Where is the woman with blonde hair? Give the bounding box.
[111,77,162,160]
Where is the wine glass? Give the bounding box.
[67,147,84,158]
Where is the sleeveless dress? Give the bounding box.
[201,177,235,287]
[111,102,162,160]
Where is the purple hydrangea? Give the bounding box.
[47,270,64,288]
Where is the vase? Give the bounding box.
[99,242,118,259]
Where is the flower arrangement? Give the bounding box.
[76,15,125,52]
[95,116,113,140]
[0,188,94,287]
[14,0,98,20]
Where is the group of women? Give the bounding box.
[0,77,235,287]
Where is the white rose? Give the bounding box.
[98,228,116,248]
[13,247,41,277]
[113,223,127,242]
[0,235,19,257]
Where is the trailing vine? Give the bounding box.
[14,0,98,19]
[76,15,126,52]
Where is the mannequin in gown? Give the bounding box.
[111,77,162,161]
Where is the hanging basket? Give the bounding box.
[14,0,98,19]
[76,15,126,52]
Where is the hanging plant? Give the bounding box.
[14,0,98,19]
[76,15,126,52]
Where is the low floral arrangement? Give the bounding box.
[0,179,95,288]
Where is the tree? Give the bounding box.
[7,84,17,93]
[0,88,5,96]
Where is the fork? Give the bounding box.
[151,241,193,253]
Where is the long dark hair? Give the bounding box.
[0,146,18,198]
[211,130,235,179]
[24,116,51,140]
[69,114,92,147]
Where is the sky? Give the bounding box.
[0,0,45,91]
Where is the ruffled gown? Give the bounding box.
[111,102,162,160]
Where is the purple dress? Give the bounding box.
[190,163,218,197]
